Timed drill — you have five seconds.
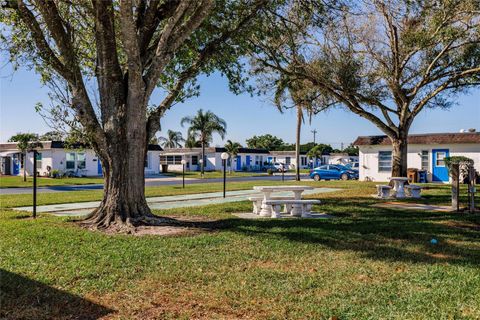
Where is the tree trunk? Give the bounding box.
[391,136,408,177]
[451,164,459,212]
[82,143,158,232]
[201,142,205,177]
[295,106,302,181]
[23,151,27,182]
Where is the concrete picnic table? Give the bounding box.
[389,177,409,198]
[253,185,314,217]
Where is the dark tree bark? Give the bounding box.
[390,136,408,178]
[295,106,302,181]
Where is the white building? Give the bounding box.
[268,151,310,170]
[327,153,359,165]
[0,141,162,177]
[159,147,271,172]
[354,132,480,183]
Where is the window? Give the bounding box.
[191,155,198,165]
[145,153,150,168]
[35,152,42,169]
[436,151,446,167]
[421,150,429,170]
[285,157,291,165]
[378,151,392,172]
[66,153,75,169]
[77,153,86,169]
[301,157,307,166]
[160,155,182,165]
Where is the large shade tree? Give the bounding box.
[0,0,269,230]
[181,109,227,176]
[252,0,480,177]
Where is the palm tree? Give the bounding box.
[224,140,242,172]
[184,133,202,149]
[181,109,227,176]
[8,133,41,181]
[158,130,185,148]
[273,74,314,181]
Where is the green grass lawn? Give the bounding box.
[1,181,479,319]
[0,175,104,188]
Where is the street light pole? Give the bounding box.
[221,152,229,198]
[33,150,37,219]
[181,159,186,188]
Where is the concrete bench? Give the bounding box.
[376,185,392,198]
[404,185,423,198]
[248,196,295,214]
[264,199,321,218]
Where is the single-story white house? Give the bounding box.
[0,141,162,177]
[327,153,359,165]
[159,147,271,172]
[353,131,480,183]
[159,147,358,172]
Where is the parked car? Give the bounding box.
[336,164,360,179]
[344,162,359,170]
[262,162,286,172]
[309,164,358,181]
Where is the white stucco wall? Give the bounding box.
[359,143,480,182]
[23,148,161,177]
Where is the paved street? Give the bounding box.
[0,174,309,195]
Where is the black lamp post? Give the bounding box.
[221,152,229,198]
[32,150,37,219]
[181,159,186,188]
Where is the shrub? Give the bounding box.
[51,169,61,178]
[267,169,273,175]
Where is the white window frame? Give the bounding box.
[378,151,392,172]
[421,150,429,170]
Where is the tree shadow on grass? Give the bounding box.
[0,269,113,320]
[162,196,480,267]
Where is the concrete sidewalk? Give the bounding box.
[0,174,309,195]
[14,187,339,217]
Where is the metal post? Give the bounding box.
[33,150,37,219]
[223,159,226,198]
[282,164,284,182]
[182,163,185,188]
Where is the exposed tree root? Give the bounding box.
[78,202,172,234]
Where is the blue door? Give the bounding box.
[267,156,273,163]
[432,149,449,182]
[236,155,242,171]
[12,154,20,175]
[97,159,103,176]
[246,155,251,168]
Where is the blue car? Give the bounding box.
[309,164,358,181]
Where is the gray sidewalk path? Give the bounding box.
[0,174,308,195]
[14,187,338,217]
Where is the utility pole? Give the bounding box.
[341,142,344,150]
[311,129,317,145]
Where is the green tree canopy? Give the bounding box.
[245,134,285,150]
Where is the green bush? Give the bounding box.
[267,169,273,175]
[51,169,61,178]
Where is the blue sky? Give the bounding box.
[1,64,479,148]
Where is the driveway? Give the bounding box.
[0,174,309,195]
